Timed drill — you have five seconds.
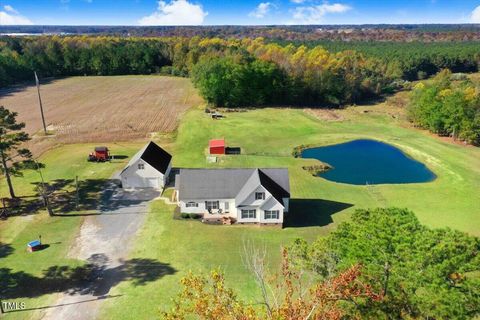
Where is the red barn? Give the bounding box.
[209,139,225,155]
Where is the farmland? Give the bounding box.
[0,76,479,319]
[0,76,201,155]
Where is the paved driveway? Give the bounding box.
[41,181,161,320]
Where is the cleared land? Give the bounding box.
[1,78,479,319]
[0,76,201,155]
[100,105,480,319]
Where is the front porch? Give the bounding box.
[202,210,237,225]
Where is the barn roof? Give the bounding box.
[177,168,290,206]
[209,139,225,148]
[121,141,172,175]
[95,146,108,152]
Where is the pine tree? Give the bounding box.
[0,106,33,199]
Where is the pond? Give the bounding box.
[301,139,436,185]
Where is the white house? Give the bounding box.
[174,168,290,225]
[120,141,172,190]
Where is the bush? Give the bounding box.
[292,144,308,158]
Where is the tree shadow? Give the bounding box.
[3,178,158,218]
[0,254,176,300]
[284,199,354,228]
[0,77,58,98]
[0,242,14,258]
[110,155,128,160]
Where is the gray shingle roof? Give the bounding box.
[177,168,290,204]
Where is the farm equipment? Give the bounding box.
[88,146,110,162]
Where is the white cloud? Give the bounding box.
[0,5,33,25]
[138,0,207,26]
[249,2,273,19]
[3,5,18,14]
[471,5,480,23]
[289,2,351,24]
[290,0,306,3]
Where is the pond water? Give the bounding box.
[301,139,436,185]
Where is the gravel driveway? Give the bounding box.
[41,181,160,320]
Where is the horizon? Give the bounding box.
[1,0,480,26]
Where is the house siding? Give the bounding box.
[121,159,169,189]
[180,198,235,216]
[176,168,290,226]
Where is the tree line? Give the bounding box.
[3,24,480,42]
[408,70,480,145]
[1,36,479,108]
[281,40,480,81]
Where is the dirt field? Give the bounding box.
[0,75,202,155]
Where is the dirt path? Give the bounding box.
[40,182,160,320]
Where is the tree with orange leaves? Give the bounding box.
[163,248,380,320]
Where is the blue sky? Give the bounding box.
[1,0,480,26]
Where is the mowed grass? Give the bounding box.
[0,142,145,320]
[174,106,480,234]
[100,105,480,319]
[99,200,324,319]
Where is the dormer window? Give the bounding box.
[255,192,265,200]
[138,163,145,170]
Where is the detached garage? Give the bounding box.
[120,141,172,190]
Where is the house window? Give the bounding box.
[205,201,219,211]
[255,192,265,200]
[138,163,145,170]
[186,202,198,208]
[241,209,256,219]
[264,210,280,220]
[224,202,229,212]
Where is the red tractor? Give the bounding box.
[88,146,110,162]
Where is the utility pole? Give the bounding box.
[34,72,47,135]
[35,161,53,216]
[75,175,80,210]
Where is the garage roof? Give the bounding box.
[121,141,172,175]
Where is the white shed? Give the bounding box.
[120,141,172,190]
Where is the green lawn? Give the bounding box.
[1,103,479,319]
[100,106,480,318]
[0,142,143,319]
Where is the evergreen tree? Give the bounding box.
[0,106,34,199]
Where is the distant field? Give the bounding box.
[0,76,202,154]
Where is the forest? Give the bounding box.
[408,70,480,145]
[1,35,479,142]
[1,36,479,101]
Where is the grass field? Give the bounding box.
[0,76,201,155]
[1,76,479,319]
[99,104,479,318]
